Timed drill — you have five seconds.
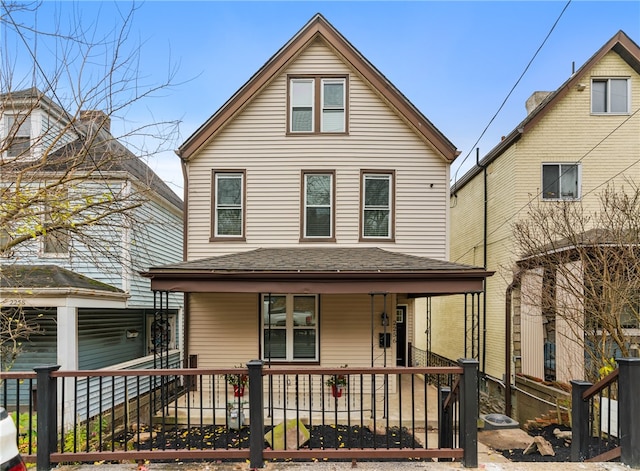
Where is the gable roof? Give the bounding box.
[452,30,640,193]
[1,88,183,211]
[178,13,459,162]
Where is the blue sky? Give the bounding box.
[5,1,640,196]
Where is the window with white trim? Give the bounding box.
[303,172,333,239]
[262,294,318,362]
[321,79,345,132]
[212,171,244,238]
[4,114,32,159]
[42,200,69,256]
[542,163,580,200]
[289,76,346,134]
[362,172,393,239]
[592,78,629,114]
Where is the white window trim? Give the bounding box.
[320,78,346,133]
[303,172,333,239]
[362,173,393,239]
[591,77,630,115]
[541,163,581,201]
[290,78,315,133]
[213,172,244,238]
[3,113,33,160]
[261,294,319,362]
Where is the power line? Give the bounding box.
[453,106,640,264]
[452,0,572,186]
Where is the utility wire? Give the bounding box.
[453,106,640,263]
[452,0,572,187]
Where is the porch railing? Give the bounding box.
[571,357,640,467]
[1,359,479,470]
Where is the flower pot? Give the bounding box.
[233,385,245,397]
[331,384,343,398]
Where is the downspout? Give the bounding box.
[504,272,522,417]
[177,149,189,366]
[476,148,488,374]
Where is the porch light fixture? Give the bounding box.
[381,312,389,326]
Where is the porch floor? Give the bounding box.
[156,374,440,431]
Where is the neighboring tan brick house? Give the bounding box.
[432,31,640,400]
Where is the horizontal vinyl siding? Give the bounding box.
[78,310,145,369]
[188,293,397,367]
[187,39,448,260]
[189,293,260,368]
[128,198,183,308]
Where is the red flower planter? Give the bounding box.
[233,385,245,397]
[331,385,343,398]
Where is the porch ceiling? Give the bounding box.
[142,247,492,295]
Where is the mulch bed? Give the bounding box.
[499,424,619,462]
[123,424,425,462]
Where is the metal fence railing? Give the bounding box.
[0,359,479,470]
[571,358,640,467]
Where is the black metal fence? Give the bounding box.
[571,357,640,467]
[0,359,479,470]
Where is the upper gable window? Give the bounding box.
[302,171,334,240]
[288,76,347,134]
[542,163,580,200]
[212,170,245,240]
[361,171,394,240]
[592,78,629,114]
[4,114,32,159]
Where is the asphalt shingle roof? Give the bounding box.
[150,247,482,273]
[0,264,123,292]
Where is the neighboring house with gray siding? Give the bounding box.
[0,88,184,381]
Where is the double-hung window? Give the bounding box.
[42,199,69,256]
[591,78,629,114]
[362,171,394,239]
[212,170,245,239]
[321,79,345,132]
[262,294,318,362]
[302,171,334,240]
[542,163,580,200]
[5,114,31,159]
[289,76,347,134]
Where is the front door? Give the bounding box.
[395,305,407,366]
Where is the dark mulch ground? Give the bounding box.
[499,424,619,462]
[123,424,424,462]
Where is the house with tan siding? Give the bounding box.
[143,14,490,384]
[432,31,640,416]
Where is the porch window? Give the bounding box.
[212,170,245,239]
[361,171,394,239]
[262,294,318,362]
[302,171,334,239]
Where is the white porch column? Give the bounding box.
[57,305,78,428]
[57,305,78,370]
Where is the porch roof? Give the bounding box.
[142,247,492,295]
